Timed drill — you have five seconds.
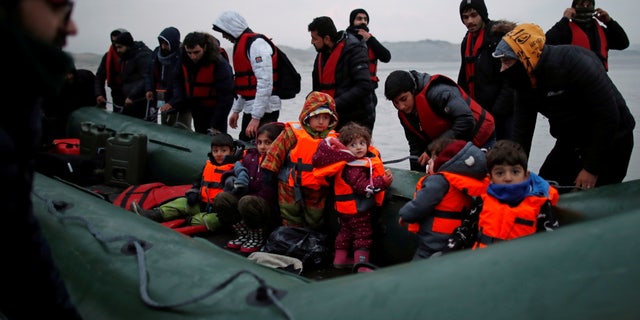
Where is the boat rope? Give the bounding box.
[382,155,419,165]
[33,192,294,320]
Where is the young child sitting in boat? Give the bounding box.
[131,132,243,232]
[462,140,560,249]
[212,122,285,253]
[399,138,488,260]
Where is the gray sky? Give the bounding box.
[66,0,639,54]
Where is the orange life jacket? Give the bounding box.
[316,40,346,97]
[105,45,122,88]
[569,20,609,70]
[232,32,278,99]
[398,74,494,147]
[409,172,489,234]
[474,185,559,248]
[277,122,337,190]
[199,161,234,203]
[321,146,386,214]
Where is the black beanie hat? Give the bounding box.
[210,132,235,149]
[349,8,369,26]
[114,32,134,47]
[384,70,416,100]
[459,0,489,22]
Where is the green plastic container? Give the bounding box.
[79,121,115,158]
[104,133,147,187]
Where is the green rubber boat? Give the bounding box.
[31,107,640,319]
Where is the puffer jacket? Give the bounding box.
[512,44,635,176]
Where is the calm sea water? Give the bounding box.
[226,56,640,182]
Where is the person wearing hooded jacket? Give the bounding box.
[493,23,635,192]
[212,11,282,143]
[345,8,391,109]
[398,139,489,260]
[457,0,515,140]
[308,16,375,132]
[545,0,629,71]
[111,31,153,120]
[144,26,192,128]
[261,91,339,230]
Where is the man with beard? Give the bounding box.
[345,8,390,109]
[545,0,629,71]
[457,0,515,140]
[145,26,192,128]
[1,0,83,318]
[308,16,375,132]
[111,31,152,119]
[493,23,635,192]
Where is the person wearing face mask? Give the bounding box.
[493,23,635,193]
[545,0,629,71]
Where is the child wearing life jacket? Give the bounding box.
[399,138,489,260]
[212,122,285,253]
[312,122,393,272]
[471,140,559,248]
[131,132,243,232]
[260,91,339,230]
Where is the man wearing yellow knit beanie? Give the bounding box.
[492,23,635,193]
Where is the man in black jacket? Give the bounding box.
[457,0,515,140]
[346,8,391,110]
[493,23,635,192]
[112,32,153,120]
[308,16,375,132]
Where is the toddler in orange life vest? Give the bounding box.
[458,140,560,249]
[312,122,393,272]
[131,132,244,232]
[399,138,489,260]
[261,91,339,230]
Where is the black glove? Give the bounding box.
[186,188,200,206]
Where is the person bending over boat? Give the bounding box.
[399,139,489,260]
[446,140,560,251]
[313,122,393,272]
[493,23,635,192]
[132,132,243,231]
[261,91,339,230]
[212,122,285,253]
[384,70,495,173]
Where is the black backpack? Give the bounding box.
[248,35,301,100]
